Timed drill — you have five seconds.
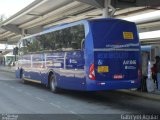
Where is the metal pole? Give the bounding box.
[22,29,26,37]
[5,39,8,50]
[15,54,16,62]
[103,0,109,18]
[102,0,116,18]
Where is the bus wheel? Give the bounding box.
[49,74,58,93]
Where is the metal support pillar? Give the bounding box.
[21,29,26,38]
[103,0,109,18]
[102,0,116,18]
[5,39,8,50]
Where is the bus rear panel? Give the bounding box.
[86,19,141,91]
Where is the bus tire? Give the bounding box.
[49,74,58,93]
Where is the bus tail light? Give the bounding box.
[89,64,95,80]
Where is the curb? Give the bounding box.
[119,90,160,101]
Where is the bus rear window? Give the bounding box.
[90,20,139,49]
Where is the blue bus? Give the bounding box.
[16,18,141,92]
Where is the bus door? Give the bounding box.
[19,55,32,79]
[31,54,44,82]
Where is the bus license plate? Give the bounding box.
[98,66,109,73]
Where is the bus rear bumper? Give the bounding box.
[86,80,141,91]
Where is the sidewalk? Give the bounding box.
[120,89,160,101]
[0,65,15,73]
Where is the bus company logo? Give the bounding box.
[69,59,77,64]
[123,60,136,65]
[105,43,139,48]
[98,60,103,65]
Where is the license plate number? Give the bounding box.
[98,66,109,73]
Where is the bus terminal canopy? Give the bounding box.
[0,0,160,44]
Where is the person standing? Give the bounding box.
[151,64,157,89]
[156,56,160,90]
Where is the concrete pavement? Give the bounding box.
[0,72,159,113]
[0,70,159,120]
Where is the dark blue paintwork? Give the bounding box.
[16,18,141,91]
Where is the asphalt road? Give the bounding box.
[0,71,160,120]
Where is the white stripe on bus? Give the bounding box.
[94,48,140,52]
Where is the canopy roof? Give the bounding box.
[0,0,160,44]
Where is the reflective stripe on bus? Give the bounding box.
[94,48,140,52]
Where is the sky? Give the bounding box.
[0,44,15,50]
[0,0,35,19]
[0,0,35,49]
